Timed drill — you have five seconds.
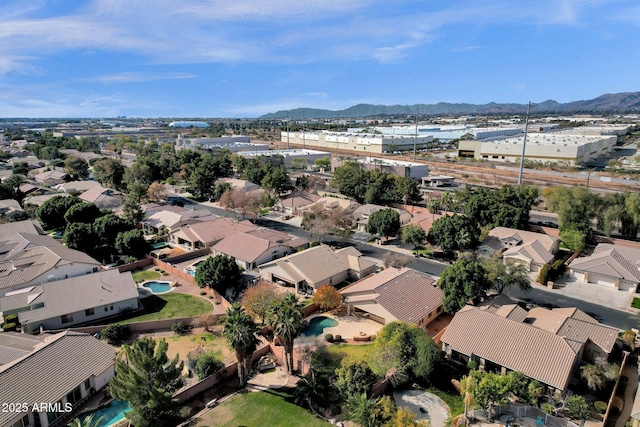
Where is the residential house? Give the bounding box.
[0,270,139,334]
[18,183,56,197]
[33,169,66,186]
[259,245,377,294]
[341,267,443,328]
[212,229,309,270]
[298,196,360,216]
[78,186,125,210]
[216,177,262,193]
[54,180,101,194]
[350,204,406,232]
[0,233,101,297]
[440,295,618,393]
[0,199,26,221]
[477,227,559,272]
[170,217,257,251]
[569,243,640,292]
[275,191,321,215]
[143,208,216,235]
[0,331,115,427]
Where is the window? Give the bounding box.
[84,378,91,390]
[437,306,442,313]
[85,308,95,316]
[11,415,29,427]
[61,313,73,324]
[428,312,432,318]
[104,305,109,312]
[110,304,114,311]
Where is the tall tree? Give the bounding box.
[109,338,184,427]
[64,155,90,180]
[312,285,342,311]
[115,229,150,259]
[221,303,260,386]
[345,393,396,427]
[241,281,280,325]
[36,195,81,228]
[367,208,401,240]
[335,359,378,399]
[437,257,490,313]
[480,256,532,294]
[266,293,306,373]
[194,255,242,295]
[261,167,293,196]
[427,214,479,256]
[92,158,125,190]
[401,224,427,249]
[64,201,102,224]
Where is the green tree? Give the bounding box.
[266,293,306,373]
[331,162,369,203]
[427,214,479,256]
[564,395,589,420]
[560,227,586,253]
[64,202,102,224]
[63,222,97,254]
[394,176,422,205]
[221,303,260,386]
[67,414,105,427]
[481,256,532,294]
[64,155,90,180]
[115,229,150,259]
[463,370,511,420]
[294,370,334,410]
[93,214,131,248]
[437,257,490,313]
[109,338,184,427]
[367,208,401,240]
[401,224,427,249]
[335,359,378,399]
[261,167,293,196]
[122,194,145,226]
[315,156,331,170]
[368,322,441,385]
[36,195,81,228]
[345,393,396,427]
[92,158,125,189]
[194,255,242,295]
[194,352,224,380]
[12,161,29,176]
[210,181,232,202]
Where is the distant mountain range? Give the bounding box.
[259,91,640,119]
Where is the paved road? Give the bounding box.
[506,286,638,330]
[177,195,634,328]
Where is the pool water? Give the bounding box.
[79,399,130,427]
[142,281,172,294]
[301,316,338,337]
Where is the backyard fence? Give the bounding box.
[46,315,223,335]
[467,404,579,427]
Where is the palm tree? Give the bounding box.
[344,393,382,427]
[221,303,260,386]
[621,330,636,350]
[455,229,472,250]
[580,363,604,391]
[294,370,331,411]
[67,414,105,427]
[267,293,306,374]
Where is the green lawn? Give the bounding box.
[632,298,640,309]
[131,270,162,282]
[114,294,213,324]
[326,343,373,362]
[195,390,330,427]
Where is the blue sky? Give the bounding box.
[0,0,638,118]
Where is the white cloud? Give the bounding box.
[80,72,197,84]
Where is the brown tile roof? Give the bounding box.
[441,307,578,390]
[213,229,309,264]
[503,239,555,264]
[569,248,640,282]
[342,267,442,324]
[174,217,257,245]
[0,331,115,426]
[277,191,321,209]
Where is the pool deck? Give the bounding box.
[306,313,383,341]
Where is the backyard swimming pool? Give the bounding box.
[79,399,130,427]
[141,280,173,294]
[301,316,338,338]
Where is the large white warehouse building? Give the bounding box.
[458,133,617,164]
[281,131,433,154]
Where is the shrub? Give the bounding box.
[541,403,555,415]
[467,360,478,371]
[194,352,224,380]
[172,321,189,335]
[4,314,18,324]
[200,291,207,296]
[537,264,550,285]
[325,334,334,342]
[565,395,589,420]
[594,401,607,414]
[334,334,342,342]
[2,322,17,332]
[101,324,130,345]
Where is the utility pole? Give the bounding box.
[302,109,306,149]
[517,101,531,186]
[286,111,290,149]
[413,107,419,161]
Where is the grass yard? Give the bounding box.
[157,333,232,361]
[195,389,330,427]
[116,294,213,324]
[326,343,373,362]
[131,269,162,282]
[632,297,640,309]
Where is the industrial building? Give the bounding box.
[175,135,268,153]
[458,133,617,164]
[348,125,522,141]
[280,131,433,154]
[357,157,429,180]
[238,149,331,168]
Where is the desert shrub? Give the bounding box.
[594,401,607,414]
[325,334,334,342]
[101,324,130,345]
[172,321,189,335]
